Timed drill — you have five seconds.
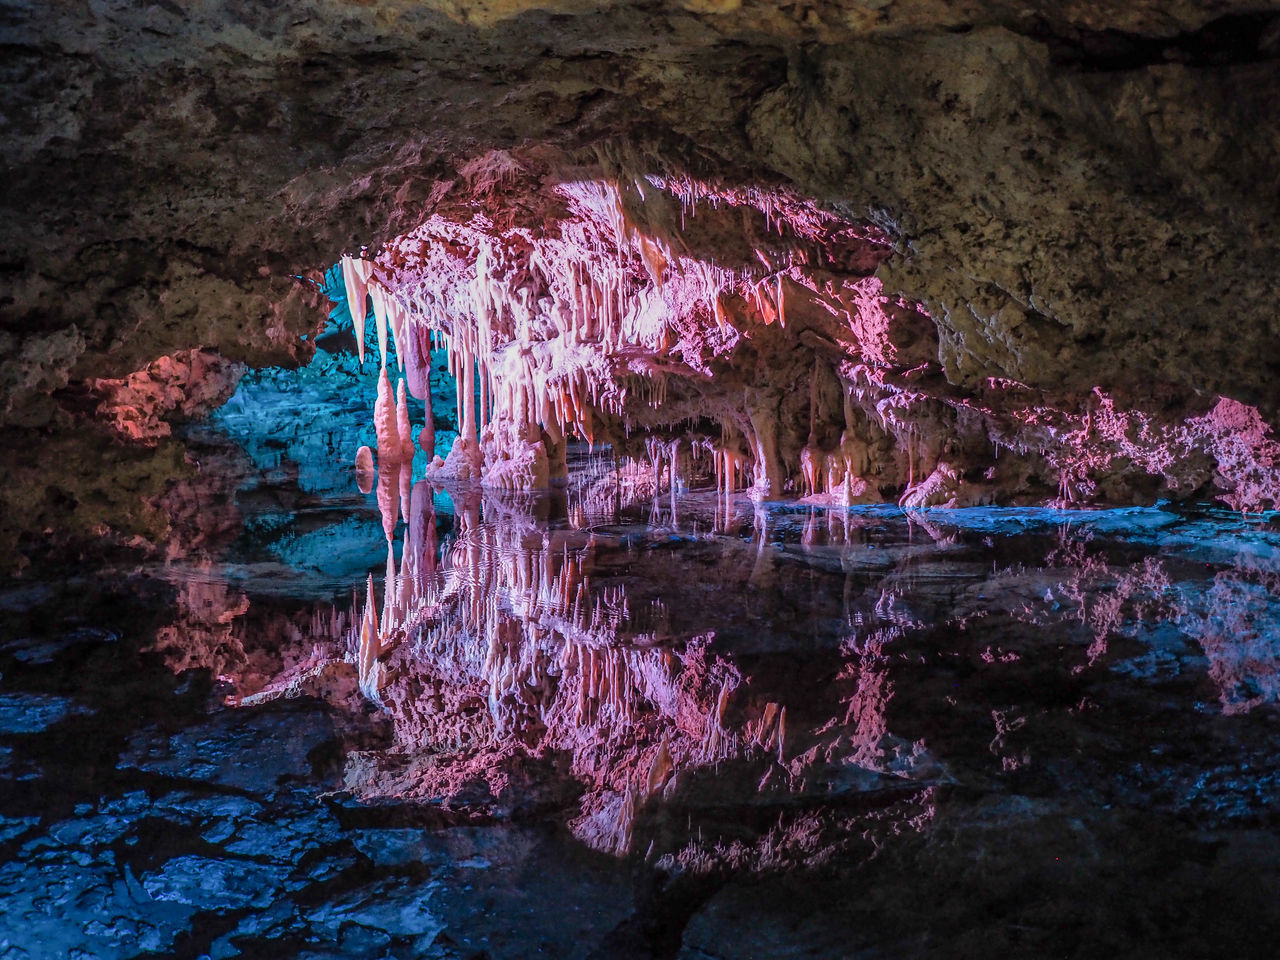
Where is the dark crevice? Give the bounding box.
[1026,12,1280,72]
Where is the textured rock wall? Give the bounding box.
[4,0,1280,560]
[749,26,1280,408]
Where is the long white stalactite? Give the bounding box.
[328,168,924,505]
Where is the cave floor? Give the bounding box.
[2,421,1279,959]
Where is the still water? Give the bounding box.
[2,393,1279,958]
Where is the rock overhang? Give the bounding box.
[4,0,1280,569]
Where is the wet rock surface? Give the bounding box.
[6,2,1280,565]
[0,580,636,960]
[3,391,1279,958]
[6,3,1280,940]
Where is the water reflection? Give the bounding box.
[197,479,1280,876]
[9,441,1280,958]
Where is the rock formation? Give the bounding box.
[343,153,1278,510]
[4,1,1280,566]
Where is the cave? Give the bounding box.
[2,2,1280,958]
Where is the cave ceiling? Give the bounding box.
[3,0,1280,566]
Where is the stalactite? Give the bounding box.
[354,445,375,495]
[319,171,1223,508]
[374,365,401,461]
[341,255,370,364]
[387,293,407,372]
[395,378,414,463]
[461,356,478,447]
[403,316,426,399]
[801,356,825,498]
[369,282,391,369]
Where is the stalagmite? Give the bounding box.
[357,573,381,702]
[397,520,416,616]
[398,458,412,527]
[381,543,398,637]
[776,706,787,763]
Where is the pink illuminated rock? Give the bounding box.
[317,149,1277,512]
[395,378,414,462]
[91,350,243,442]
[354,445,375,495]
[373,366,401,462]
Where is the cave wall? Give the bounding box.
[749,25,1280,409]
[4,0,1280,564]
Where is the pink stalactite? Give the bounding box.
[395,378,414,463]
[461,355,478,446]
[388,293,408,373]
[316,159,1277,507]
[375,459,399,542]
[373,365,401,463]
[354,444,375,495]
[402,313,427,400]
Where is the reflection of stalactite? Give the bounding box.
[336,487,786,856]
[1178,553,1280,715]
[358,573,384,704]
[227,487,964,868]
[375,459,399,541]
[354,445,375,494]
